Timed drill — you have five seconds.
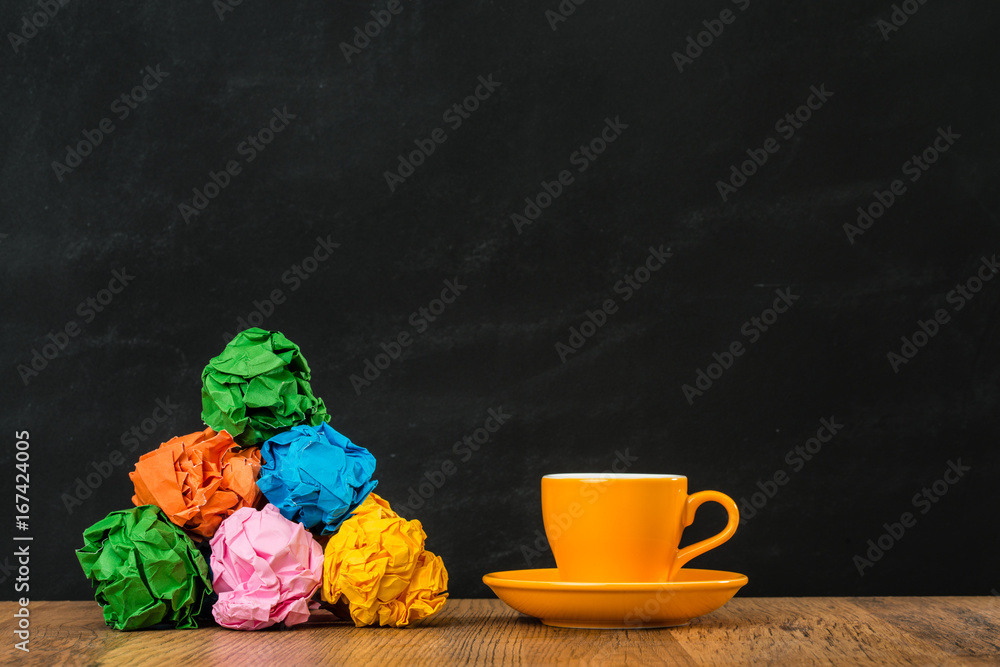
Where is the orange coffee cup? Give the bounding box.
[542,473,739,583]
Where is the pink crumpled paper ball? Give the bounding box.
[209,503,324,630]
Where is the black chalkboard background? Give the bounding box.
[1,0,997,603]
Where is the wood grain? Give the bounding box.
[3,598,998,666]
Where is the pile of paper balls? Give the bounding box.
[76,328,448,631]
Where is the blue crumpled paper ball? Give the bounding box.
[258,422,378,534]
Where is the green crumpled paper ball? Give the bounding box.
[201,327,330,447]
[76,505,213,631]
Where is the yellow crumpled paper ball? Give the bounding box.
[321,493,448,627]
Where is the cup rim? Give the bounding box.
[542,473,686,480]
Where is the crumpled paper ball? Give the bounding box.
[76,505,213,630]
[258,422,378,534]
[209,504,324,630]
[201,328,329,447]
[130,427,263,539]
[321,493,448,627]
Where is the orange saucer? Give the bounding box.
[482,568,748,629]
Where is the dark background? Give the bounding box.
[1,0,997,602]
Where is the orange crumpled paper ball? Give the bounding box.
[130,427,263,539]
[321,493,448,627]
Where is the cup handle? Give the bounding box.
[671,490,740,577]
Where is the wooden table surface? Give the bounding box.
[4,598,998,665]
